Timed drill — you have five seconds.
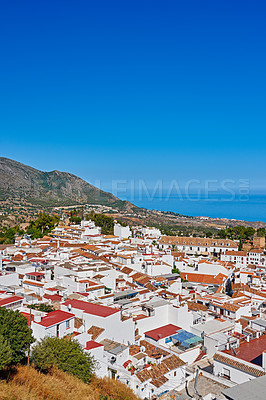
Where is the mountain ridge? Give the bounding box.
[0,157,134,210]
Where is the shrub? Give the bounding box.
[31,337,95,383]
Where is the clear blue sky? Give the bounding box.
[1,0,265,194]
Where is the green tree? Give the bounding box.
[0,335,13,370]
[244,227,255,240]
[27,212,59,239]
[233,226,246,238]
[86,212,115,235]
[257,228,266,237]
[216,229,227,239]
[0,308,34,363]
[69,216,81,224]
[0,225,25,244]
[31,337,95,383]
[172,267,181,275]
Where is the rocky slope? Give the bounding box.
[0,157,133,210]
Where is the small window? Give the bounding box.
[223,368,230,380]
[66,320,70,329]
[174,371,176,376]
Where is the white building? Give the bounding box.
[114,224,131,239]
[61,299,135,344]
[31,310,75,341]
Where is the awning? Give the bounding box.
[171,329,203,347]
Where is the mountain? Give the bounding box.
[0,157,134,210]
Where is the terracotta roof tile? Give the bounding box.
[214,353,265,377]
[139,340,169,359]
[87,325,105,340]
[187,301,208,312]
[150,376,168,388]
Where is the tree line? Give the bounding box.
[0,213,60,244]
[216,226,265,241]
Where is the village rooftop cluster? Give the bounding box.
[1,219,266,399]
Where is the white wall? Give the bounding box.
[0,272,19,286]
[114,224,131,239]
[61,304,135,344]
[31,317,75,341]
[213,351,265,384]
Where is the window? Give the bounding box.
[222,368,230,380]
[174,371,176,376]
[66,320,70,329]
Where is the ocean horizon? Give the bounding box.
[118,192,266,223]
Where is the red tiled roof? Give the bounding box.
[63,299,119,317]
[85,340,103,350]
[144,324,181,341]
[0,295,23,307]
[26,272,45,277]
[13,254,24,261]
[194,351,206,363]
[225,251,247,256]
[43,294,62,302]
[187,301,208,312]
[123,360,132,368]
[180,272,227,285]
[37,310,75,327]
[224,334,266,363]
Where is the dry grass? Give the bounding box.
[0,366,139,400]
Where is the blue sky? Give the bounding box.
[1,0,265,195]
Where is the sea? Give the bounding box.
[119,192,266,223]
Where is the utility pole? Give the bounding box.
[27,301,32,367]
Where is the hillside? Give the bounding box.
[0,365,139,400]
[0,158,134,211]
